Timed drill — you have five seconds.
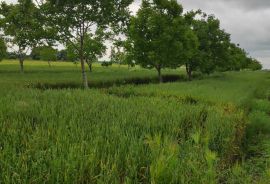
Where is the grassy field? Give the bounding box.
[0,60,270,183]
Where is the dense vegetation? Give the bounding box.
[0,61,270,183]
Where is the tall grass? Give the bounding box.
[0,60,270,183]
[0,89,247,183]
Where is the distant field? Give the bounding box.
[0,60,270,183]
[0,60,183,86]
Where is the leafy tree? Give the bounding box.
[122,40,136,69]
[129,0,195,82]
[111,39,136,69]
[84,33,106,72]
[186,12,231,78]
[40,46,57,61]
[40,0,133,88]
[57,50,68,61]
[66,33,106,72]
[247,58,262,71]
[110,46,121,66]
[0,38,7,61]
[179,28,198,80]
[226,43,250,71]
[110,40,126,66]
[31,47,42,60]
[40,46,57,67]
[0,0,44,72]
[101,61,113,67]
[66,44,78,63]
[6,52,17,59]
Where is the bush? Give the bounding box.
[101,61,112,67]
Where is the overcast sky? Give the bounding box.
[2,0,270,69]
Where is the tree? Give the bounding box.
[226,43,250,71]
[110,39,136,69]
[31,46,56,61]
[0,38,7,61]
[129,0,194,82]
[84,33,106,72]
[186,12,231,78]
[40,0,133,88]
[31,46,43,60]
[57,50,68,61]
[40,46,57,67]
[247,58,262,71]
[66,33,106,72]
[110,42,125,67]
[66,44,78,63]
[122,40,136,69]
[0,0,44,72]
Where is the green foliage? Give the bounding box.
[56,50,68,61]
[66,44,78,62]
[247,58,263,71]
[31,47,42,60]
[101,61,113,67]
[83,33,106,71]
[31,46,57,61]
[189,14,231,75]
[41,0,133,87]
[0,0,46,72]
[40,46,57,61]
[6,52,17,59]
[110,39,136,69]
[226,43,249,71]
[0,0,43,52]
[129,0,196,82]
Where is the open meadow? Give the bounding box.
[1,60,270,183]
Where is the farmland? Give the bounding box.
[0,60,270,183]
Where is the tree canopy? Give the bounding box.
[0,0,45,72]
[40,0,133,88]
[129,0,198,82]
[40,46,57,62]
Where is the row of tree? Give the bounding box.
[125,1,262,82]
[0,0,262,87]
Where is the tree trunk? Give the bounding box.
[80,36,88,89]
[89,63,92,72]
[19,55,24,73]
[86,60,92,72]
[80,57,88,89]
[157,66,163,83]
[185,63,192,81]
[48,61,51,68]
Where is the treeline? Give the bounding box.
[0,0,262,87]
[125,1,262,81]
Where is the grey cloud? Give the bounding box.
[179,0,270,11]
[223,0,270,10]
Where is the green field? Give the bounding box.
[1,60,270,183]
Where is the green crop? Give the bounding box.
[0,60,270,183]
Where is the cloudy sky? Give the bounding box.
[2,0,270,69]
